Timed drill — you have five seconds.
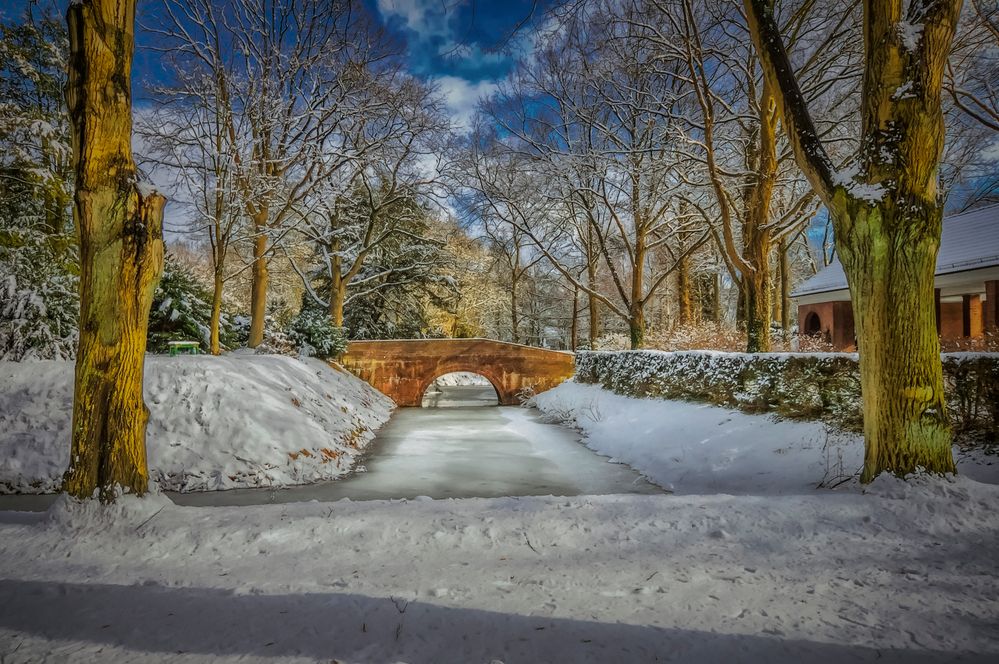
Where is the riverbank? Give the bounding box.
[531,381,999,493]
[0,353,394,494]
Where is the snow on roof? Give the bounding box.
[793,203,999,297]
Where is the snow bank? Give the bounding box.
[531,381,999,494]
[0,353,394,493]
[1,478,998,662]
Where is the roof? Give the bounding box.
[793,203,999,298]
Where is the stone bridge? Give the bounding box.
[338,339,575,406]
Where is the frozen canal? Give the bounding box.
[173,384,662,506]
[0,385,661,510]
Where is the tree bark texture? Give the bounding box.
[779,236,791,332]
[587,247,600,346]
[63,0,165,502]
[745,0,959,480]
[210,268,223,355]
[247,220,268,347]
[570,286,579,352]
[744,234,772,353]
[629,234,646,349]
[677,255,693,326]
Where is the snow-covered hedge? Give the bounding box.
[0,353,394,494]
[574,350,999,438]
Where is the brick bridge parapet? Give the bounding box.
[337,338,575,406]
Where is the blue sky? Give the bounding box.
[364,0,548,125]
[4,0,545,127]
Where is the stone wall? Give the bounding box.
[574,351,999,440]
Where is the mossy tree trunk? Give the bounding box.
[744,233,773,353]
[62,0,165,502]
[745,0,959,480]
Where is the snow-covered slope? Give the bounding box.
[0,353,394,493]
[531,381,999,494]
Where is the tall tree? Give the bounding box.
[744,0,961,480]
[62,0,165,501]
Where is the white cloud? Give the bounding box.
[376,0,457,40]
[433,75,498,129]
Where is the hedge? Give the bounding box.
[574,351,999,441]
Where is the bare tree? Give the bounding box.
[138,73,242,354]
[287,75,454,327]
[639,0,858,351]
[149,0,393,346]
[473,3,710,348]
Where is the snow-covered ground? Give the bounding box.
[0,477,997,663]
[1,374,997,662]
[531,381,999,493]
[0,353,394,493]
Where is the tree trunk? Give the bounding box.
[779,236,791,332]
[587,225,600,345]
[510,273,520,344]
[570,285,579,351]
[628,304,645,350]
[743,0,959,480]
[841,203,954,481]
[209,267,223,355]
[630,234,646,350]
[330,283,346,328]
[744,235,772,353]
[62,0,165,502]
[247,217,268,347]
[329,257,345,327]
[677,255,693,326]
[712,272,722,323]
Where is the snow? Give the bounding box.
[831,164,885,203]
[0,475,998,662]
[531,381,999,493]
[0,353,394,494]
[135,181,159,198]
[2,370,998,661]
[898,20,924,51]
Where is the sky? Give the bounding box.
[365,0,547,126]
[4,0,546,127]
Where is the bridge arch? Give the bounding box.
[417,365,505,406]
[338,338,575,407]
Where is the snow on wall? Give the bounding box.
[0,352,394,494]
[574,350,999,439]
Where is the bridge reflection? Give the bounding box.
[421,383,500,408]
